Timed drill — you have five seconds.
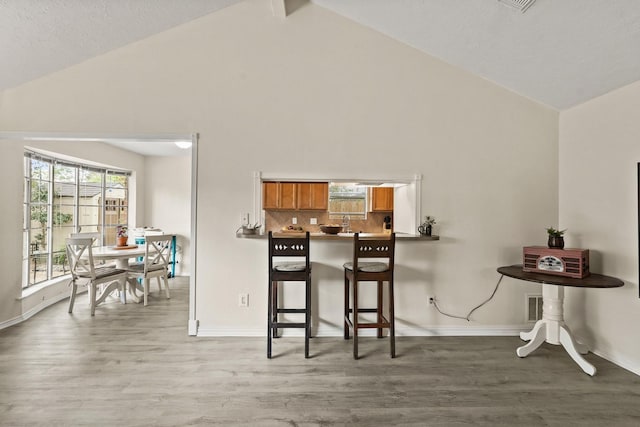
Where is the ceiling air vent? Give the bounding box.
[498,0,536,13]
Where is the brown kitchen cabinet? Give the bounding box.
[262,181,328,210]
[262,182,280,209]
[369,187,394,212]
[297,183,328,210]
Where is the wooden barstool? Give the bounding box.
[268,231,312,358]
[343,233,396,359]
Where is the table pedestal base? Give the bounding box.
[113,258,143,304]
[93,281,126,306]
[517,284,596,376]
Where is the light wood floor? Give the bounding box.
[1,277,639,426]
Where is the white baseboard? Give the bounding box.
[0,293,69,331]
[592,349,640,377]
[196,324,530,337]
[188,319,199,336]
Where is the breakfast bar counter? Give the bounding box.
[236,232,439,241]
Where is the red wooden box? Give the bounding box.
[522,246,590,278]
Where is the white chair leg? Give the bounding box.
[163,275,170,299]
[68,283,77,313]
[90,283,97,316]
[144,278,149,306]
[157,276,162,293]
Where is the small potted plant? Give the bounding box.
[116,225,128,247]
[419,216,436,237]
[546,227,566,249]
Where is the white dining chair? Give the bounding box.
[125,234,173,306]
[65,237,128,316]
[69,232,100,241]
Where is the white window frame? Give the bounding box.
[23,150,131,288]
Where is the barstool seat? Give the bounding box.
[274,262,308,272]
[344,233,396,359]
[343,262,389,273]
[268,231,312,359]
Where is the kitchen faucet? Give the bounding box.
[342,215,351,233]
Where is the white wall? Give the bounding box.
[559,80,640,374]
[0,1,558,337]
[144,155,192,275]
[0,140,145,326]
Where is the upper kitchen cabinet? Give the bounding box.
[369,187,394,212]
[262,182,278,209]
[263,182,296,210]
[262,182,328,210]
[297,183,328,210]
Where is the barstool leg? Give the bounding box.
[305,277,311,358]
[272,282,279,338]
[344,274,350,340]
[267,280,273,358]
[353,280,359,360]
[377,281,383,338]
[389,279,396,358]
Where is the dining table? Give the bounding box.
[91,244,149,303]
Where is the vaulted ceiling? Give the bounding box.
[1,0,639,111]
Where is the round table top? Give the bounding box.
[91,245,146,259]
[497,265,624,289]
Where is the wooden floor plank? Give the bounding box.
[1,277,639,426]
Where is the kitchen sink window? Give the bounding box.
[328,183,367,220]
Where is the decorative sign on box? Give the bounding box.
[523,246,590,278]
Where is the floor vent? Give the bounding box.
[498,0,536,13]
[526,295,543,322]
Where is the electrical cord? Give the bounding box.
[431,274,504,322]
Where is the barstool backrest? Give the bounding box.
[268,231,311,273]
[352,233,395,273]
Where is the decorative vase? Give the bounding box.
[425,224,432,237]
[548,236,564,249]
[117,236,128,247]
[418,224,432,236]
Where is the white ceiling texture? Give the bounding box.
[1,0,640,154]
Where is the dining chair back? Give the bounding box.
[268,231,312,358]
[65,237,128,316]
[69,232,118,267]
[125,234,173,306]
[343,232,396,359]
[70,232,100,242]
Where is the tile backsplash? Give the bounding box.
[265,210,393,234]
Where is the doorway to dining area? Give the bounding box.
[1,131,198,333]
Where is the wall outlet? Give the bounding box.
[310,218,317,225]
[428,296,435,305]
[292,217,297,224]
[238,293,249,307]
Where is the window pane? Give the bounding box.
[29,252,49,286]
[328,183,367,219]
[107,173,128,188]
[54,165,76,183]
[78,206,100,227]
[30,205,50,250]
[105,205,127,227]
[105,227,118,247]
[52,225,74,254]
[30,180,49,203]
[51,249,68,279]
[30,159,49,180]
[80,169,103,185]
